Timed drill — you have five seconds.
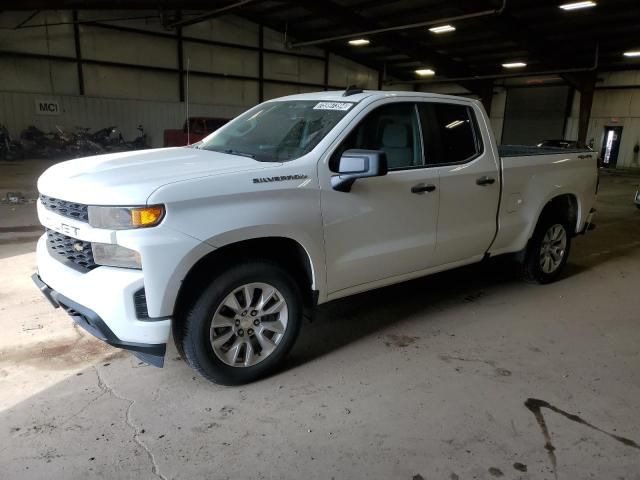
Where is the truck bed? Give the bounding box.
[499,145,591,158]
[489,147,598,257]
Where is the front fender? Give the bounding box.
[204,226,327,302]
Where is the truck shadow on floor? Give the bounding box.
[280,227,638,372]
[283,257,521,371]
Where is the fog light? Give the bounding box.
[92,243,141,269]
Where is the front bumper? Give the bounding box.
[32,273,166,366]
[34,234,170,366]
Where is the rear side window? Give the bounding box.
[419,103,483,165]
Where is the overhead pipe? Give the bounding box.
[385,42,600,86]
[288,0,507,48]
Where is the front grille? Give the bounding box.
[46,229,98,272]
[40,195,89,223]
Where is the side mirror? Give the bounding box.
[331,149,388,192]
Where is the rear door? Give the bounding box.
[418,101,500,264]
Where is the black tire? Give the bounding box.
[521,214,572,284]
[181,260,303,385]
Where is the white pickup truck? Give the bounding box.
[32,90,597,384]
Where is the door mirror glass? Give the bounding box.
[331,149,388,192]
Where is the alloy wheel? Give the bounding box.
[209,282,288,367]
[539,224,567,274]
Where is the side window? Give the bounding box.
[419,103,483,165]
[330,103,423,171]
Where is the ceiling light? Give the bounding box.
[559,1,596,11]
[623,50,640,57]
[415,69,436,76]
[348,39,370,46]
[502,62,527,68]
[429,25,456,34]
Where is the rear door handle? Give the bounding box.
[411,183,437,194]
[476,176,496,186]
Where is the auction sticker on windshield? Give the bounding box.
[313,102,354,111]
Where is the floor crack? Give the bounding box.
[94,366,167,480]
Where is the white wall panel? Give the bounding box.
[83,64,176,101]
[77,10,171,35]
[0,91,252,149]
[563,72,640,167]
[184,17,259,47]
[263,83,317,101]
[0,11,414,154]
[0,11,75,56]
[80,25,177,69]
[263,52,324,85]
[0,58,78,95]
[186,76,258,107]
[263,27,324,58]
[183,42,258,77]
[328,54,378,89]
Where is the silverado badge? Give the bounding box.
[253,174,308,184]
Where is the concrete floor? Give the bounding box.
[1,161,640,480]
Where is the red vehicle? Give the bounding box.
[163,117,228,147]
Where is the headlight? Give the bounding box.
[92,243,141,269]
[88,205,165,230]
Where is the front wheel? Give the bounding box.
[521,217,572,284]
[181,260,303,385]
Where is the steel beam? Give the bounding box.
[72,10,84,95]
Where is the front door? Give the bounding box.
[601,126,623,168]
[418,100,501,264]
[320,101,440,295]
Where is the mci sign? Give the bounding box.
[35,99,61,116]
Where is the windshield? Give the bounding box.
[199,100,355,162]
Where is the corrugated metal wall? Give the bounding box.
[0,91,249,148]
[565,72,640,168]
[0,10,380,148]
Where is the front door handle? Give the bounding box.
[411,183,437,194]
[476,176,496,186]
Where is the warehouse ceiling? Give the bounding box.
[6,0,640,82]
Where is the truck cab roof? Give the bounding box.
[274,89,481,106]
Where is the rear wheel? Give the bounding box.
[522,216,572,284]
[182,260,303,385]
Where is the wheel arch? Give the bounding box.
[535,193,580,234]
[513,192,579,263]
[172,236,319,350]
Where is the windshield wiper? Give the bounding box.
[202,147,274,161]
[220,149,256,159]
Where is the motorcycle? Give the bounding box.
[20,125,65,158]
[125,124,148,150]
[91,126,128,152]
[0,124,23,161]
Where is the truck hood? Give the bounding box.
[37,147,271,205]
